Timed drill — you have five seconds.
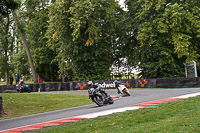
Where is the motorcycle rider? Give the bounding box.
[18,80,29,92]
[87,81,114,105]
[114,80,122,94]
[18,80,25,89]
[88,81,97,88]
[87,81,109,96]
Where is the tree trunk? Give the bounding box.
[62,73,64,83]
[12,10,38,83]
[5,12,9,85]
[5,47,8,85]
[50,65,53,82]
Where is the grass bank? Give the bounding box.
[0,93,92,120]
[32,96,200,133]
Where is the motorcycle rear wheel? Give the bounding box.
[125,91,130,96]
[93,96,104,106]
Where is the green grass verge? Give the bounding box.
[0,93,93,120]
[30,96,200,133]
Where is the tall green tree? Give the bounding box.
[0,0,38,82]
[23,0,59,81]
[0,0,18,20]
[12,8,38,83]
[46,0,123,81]
[0,14,9,84]
[124,0,200,78]
[0,0,18,84]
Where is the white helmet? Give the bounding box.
[88,81,93,87]
[114,80,119,84]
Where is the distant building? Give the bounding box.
[110,58,140,75]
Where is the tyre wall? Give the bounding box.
[0,94,2,117]
[0,85,17,93]
[71,79,134,90]
[27,82,70,92]
[72,78,200,90]
[0,77,200,92]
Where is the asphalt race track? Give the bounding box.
[0,88,200,131]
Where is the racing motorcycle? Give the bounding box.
[88,83,114,106]
[17,80,31,93]
[114,80,130,96]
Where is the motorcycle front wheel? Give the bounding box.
[108,96,114,104]
[93,95,104,106]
